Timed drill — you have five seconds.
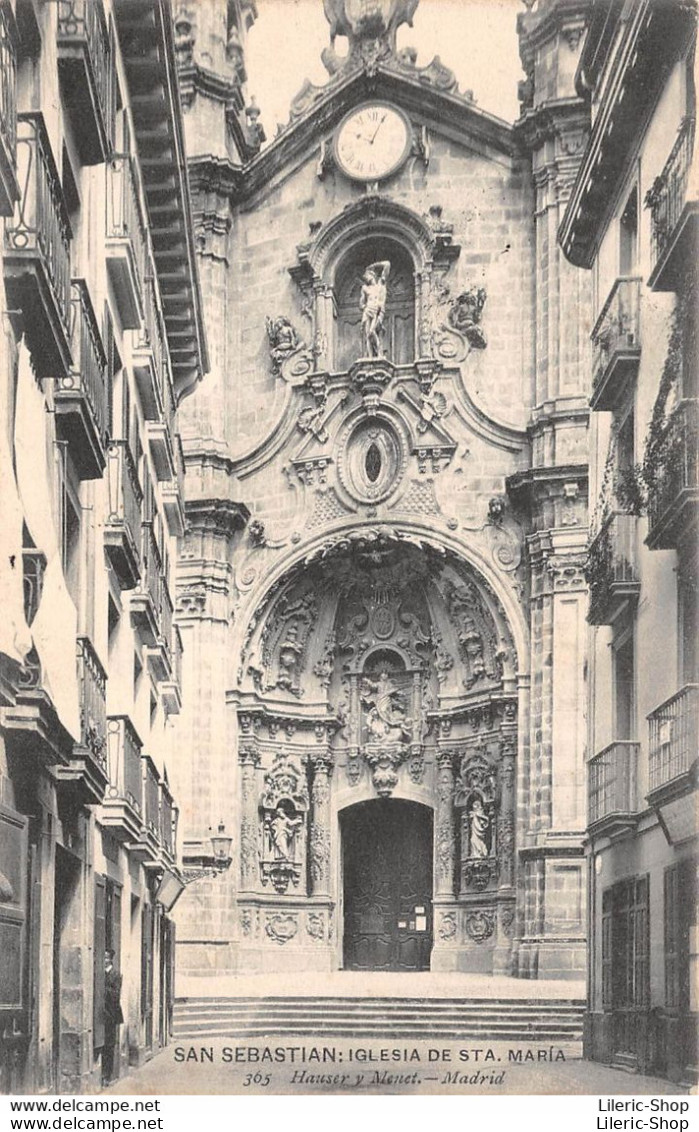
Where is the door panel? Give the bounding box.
[342,800,433,971]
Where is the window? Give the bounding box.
[619,188,638,276]
[334,238,415,370]
[613,627,635,741]
[62,489,81,604]
[664,861,693,1011]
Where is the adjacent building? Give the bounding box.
[0,0,206,1092]
[560,0,697,1082]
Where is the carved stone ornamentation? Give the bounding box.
[442,579,501,689]
[438,912,457,941]
[265,316,313,381]
[447,287,487,349]
[240,908,254,937]
[254,590,319,697]
[265,914,298,945]
[465,909,495,944]
[306,912,325,941]
[462,858,499,892]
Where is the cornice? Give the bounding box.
[188,64,518,208]
[559,0,696,268]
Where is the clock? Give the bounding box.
[333,102,412,182]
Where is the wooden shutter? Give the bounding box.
[93,876,106,1049]
[0,804,29,1011]
[601,885,613,1009]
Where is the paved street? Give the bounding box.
[106,1039,692,1096]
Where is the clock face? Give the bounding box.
[334,103,412,182]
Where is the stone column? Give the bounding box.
[238,744,260,892]
[434,749,456,897]
[498,736,516,889]
[309,751,333,897]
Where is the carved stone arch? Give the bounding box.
[232,523,528,693]
[310,197,442,278]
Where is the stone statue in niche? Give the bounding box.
[277,622,303,693]
[360,668,411,745]
[260,756,309,894]
[268,801,303,862]
[455,752,498,892]
[466,795,492,858]
[360,261,391,358]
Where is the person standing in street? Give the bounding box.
[102,949,123,1086]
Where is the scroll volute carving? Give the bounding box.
[260,756,309,894]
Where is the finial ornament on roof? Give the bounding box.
[323,0,419,61]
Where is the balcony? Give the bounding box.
[104,440,142,589]
[4,112,72,379]
[590,277,642,412]
[587,512,640,625]
[647,686,699,833]
[105,153,147,329]
[146,372,177,482]
[56,637,109,804]
[646,399,699,551]
[648,117,698,293]
[101,715,143,843]
[132,275,165,420]
[129,522,162,646]
[160,625,183,716]
[54,279,109,480]
[160,781,176,864]
[146,578,173,683]
[0,1,19,216]
[588,741,640,838]
[129,755,161,866]
[57,0,114,165]
[160,434,185,537]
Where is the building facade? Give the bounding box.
[560,0,697,1082]
[171,0,595,984]
[0,0,206,1093]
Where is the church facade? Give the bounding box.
[171,0,593,983]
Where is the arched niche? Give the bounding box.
[289,197,460,373]
[333,237,415,369]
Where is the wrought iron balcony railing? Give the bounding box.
[105,152,148,328]
[648,117,697,291]
[105,440,143,589]
[143,755,161,844]
[54,278,109,479]
[4,112,72,377]
[76,636,107,765]
[130,521,163,646]
[0,0,19,216]
[646,399,699,550]
[57,0,114,164]
[587,512,640,624]
[648,684,699,796]
[588,741,639,834]
[103,715,143,842]
[55,636,109,804]
[160,783,176,859]
[590,277,642,412]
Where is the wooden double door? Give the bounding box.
[342,800,433,971]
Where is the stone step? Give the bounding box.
[173,995,584,1042]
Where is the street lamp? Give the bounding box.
[182,821,234,884]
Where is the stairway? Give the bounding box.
[173,996,585,1043]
